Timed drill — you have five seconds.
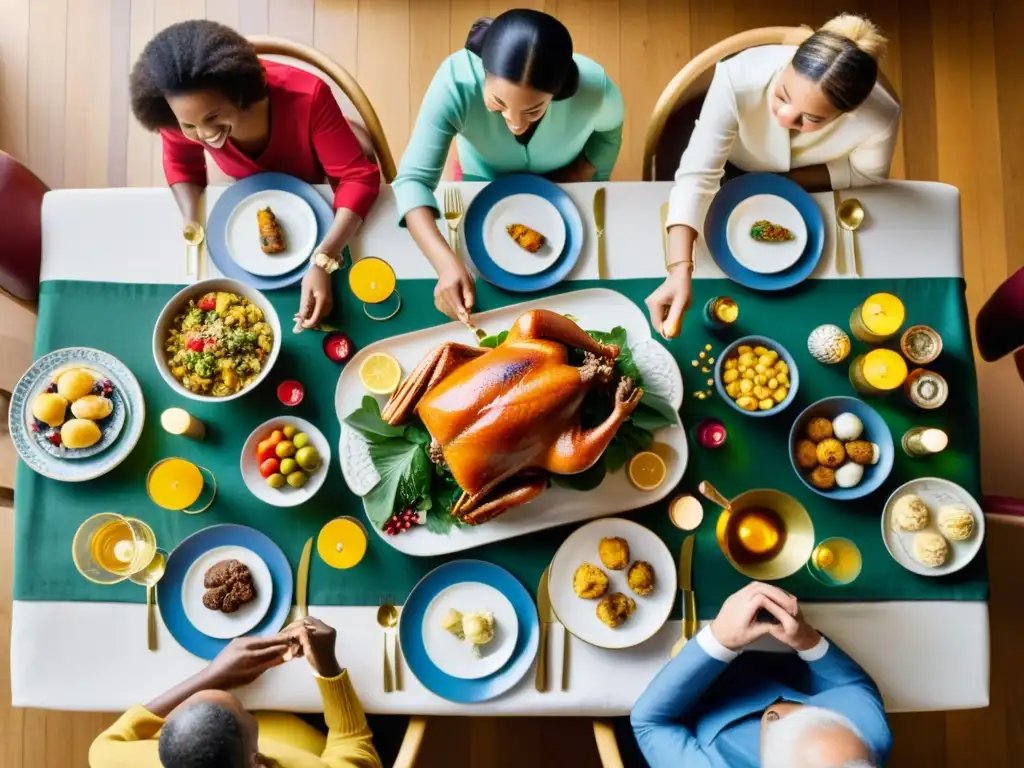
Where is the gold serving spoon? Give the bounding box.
[836,198,865,277]
[129,549,168,652]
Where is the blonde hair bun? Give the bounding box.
[821,13,887,60]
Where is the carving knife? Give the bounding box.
[671,534,697,657]
[593,186,607,279]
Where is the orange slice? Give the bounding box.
[627,451,668,491]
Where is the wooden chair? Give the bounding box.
[0,151,49,303]
[247,36,397,183]
[642,27,813,181]
[593,719,626,768]
[392,715,428,768]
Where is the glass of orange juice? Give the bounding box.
[146,458,217,514]
[349,257,401,321]
[72,512,157,584]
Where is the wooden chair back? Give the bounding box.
[247,36,397,183]
[642,27,813,181]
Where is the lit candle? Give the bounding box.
[703,296,739,329]
[316,517,368,569]
[902,427,948,457]
[277,380,305,407]
[696,418,727,449]
[160,407,205,440]
[849,349,908,395]
[668,494,704,530]
[850,293,905,343]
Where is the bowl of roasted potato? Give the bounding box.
[153,278,282,402]
[714,336,799,418]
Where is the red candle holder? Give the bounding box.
[323,332,354,364]
[277,380,305,407]
[696,418,727,449]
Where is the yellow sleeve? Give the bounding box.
[317,671,383,768]
[88,705,165,768]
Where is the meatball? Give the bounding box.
[845,440,875,466]
[202,559,257,613]
[815,438,846,469]
[795,439,819,470]
[806,417,834,442]
[596,593,636,628]
[809,465,836,490]
[627,561,655,596]
[573,563,609,599]
[598,537,630,570]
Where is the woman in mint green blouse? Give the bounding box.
[394,9,624,321]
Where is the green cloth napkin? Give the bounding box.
[15,276,987,617]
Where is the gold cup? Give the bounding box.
[713,489,815,581]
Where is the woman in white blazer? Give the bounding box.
[647,14,900,338]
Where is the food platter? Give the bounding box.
[336,289,686,557]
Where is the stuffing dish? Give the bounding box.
[164,291,273,397]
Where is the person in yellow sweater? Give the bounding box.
[89,616,382,768]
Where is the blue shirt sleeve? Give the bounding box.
[630,638,725,768]
[583,74,624,181]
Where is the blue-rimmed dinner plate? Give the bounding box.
[8,347,145,482]
[158,524,293,660]
[463,175,583,292]
[704,173,824,290]
[399,560,539,702]
[207,173,334,290]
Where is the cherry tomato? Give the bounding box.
[259,457,280,478]
[197,293,216,311]
[187,337,204,352]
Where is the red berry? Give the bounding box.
[48,433,62,446]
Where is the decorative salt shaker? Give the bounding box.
[808,324,852,364]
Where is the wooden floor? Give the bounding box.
[2,0,1024,765]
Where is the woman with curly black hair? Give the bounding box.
[130,20,380,327]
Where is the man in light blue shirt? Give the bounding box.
[631,582,892,768]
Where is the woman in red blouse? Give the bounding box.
[129,20,381,327]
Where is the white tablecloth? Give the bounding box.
[16,180,985,714]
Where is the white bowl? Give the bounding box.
[153,278,282,403]
[241,416,331,507]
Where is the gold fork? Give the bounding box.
[443,187,465,256]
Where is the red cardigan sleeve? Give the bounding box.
[160,128,207,186]
[309,82,381,218]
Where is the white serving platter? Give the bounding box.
[336,288,686,557]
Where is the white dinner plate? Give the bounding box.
[548,518,676,650]
[225,190,317,277]
[725,194,807,274]
[422,582,519,679]
[482,194,566,276]
[881,477,986,577]
[182,546,275,639]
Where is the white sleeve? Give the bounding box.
[695,625,740,662]
[826,112,900,189]
[797,635,831,662]
[666,63,740,231]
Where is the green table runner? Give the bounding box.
[15,277,987,617]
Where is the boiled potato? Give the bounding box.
[753,346,769,356]
[758,398,775,411]
[775,361,789,375]
[723,369,739,383]
[764,350,779,363]
[724,358,737,371]
[725,380,741,398]
[737,345,753,355]
[768,377,779,391]
[32,393,68,428]
[754,363,767,375]
[739,379,754,394]
[70,394,112,421]
[773,387,789,403]
[736,396,757,411]
[741,369,755,380]
[754,385,770,400]
[777,372,789,386]
[754,374,768,386]
[738,352,755,367]
[61,418,102,449]
[56,369,94,402]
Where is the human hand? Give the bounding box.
[644,267,692,340]
[296,264,334,329]
[279,616,342,678]
[204,635,293,689]
[763,601,821,652]
[710,582,799,651]
[434,260,475,322]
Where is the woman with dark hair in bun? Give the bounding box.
[394,9,624,322]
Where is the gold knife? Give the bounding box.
[535,569,556,692]
[296,537,313,621]
[671,534,697,657]
[593,186,607,279]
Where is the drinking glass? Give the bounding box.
[72,512,157,585]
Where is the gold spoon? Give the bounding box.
[836,198,865,277]
[183,223,206,278]
[129,549,168,652]
[697,480,732,512]
[376,601,399,693]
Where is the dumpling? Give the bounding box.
[56,369,95,402]
[70,394,113,421]
[61,418,102,449]
[32,393,68,427]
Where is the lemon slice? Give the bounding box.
[627,451,668,491]
[814,545,836,570]
[359,353,402,395]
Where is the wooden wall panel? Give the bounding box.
[0,0,30,162]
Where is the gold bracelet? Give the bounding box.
[666,259,695,274]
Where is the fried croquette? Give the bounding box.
[845,440,875,465]
[573,562,609,599]
[598,536,630,570]
[596,592,636,628]
[806,417,834,442]
[809,465,836,490]
[815,438,846,469]
[795,439,819,470]
[627,561,655,596]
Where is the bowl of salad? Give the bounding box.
[153,278,282,402]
